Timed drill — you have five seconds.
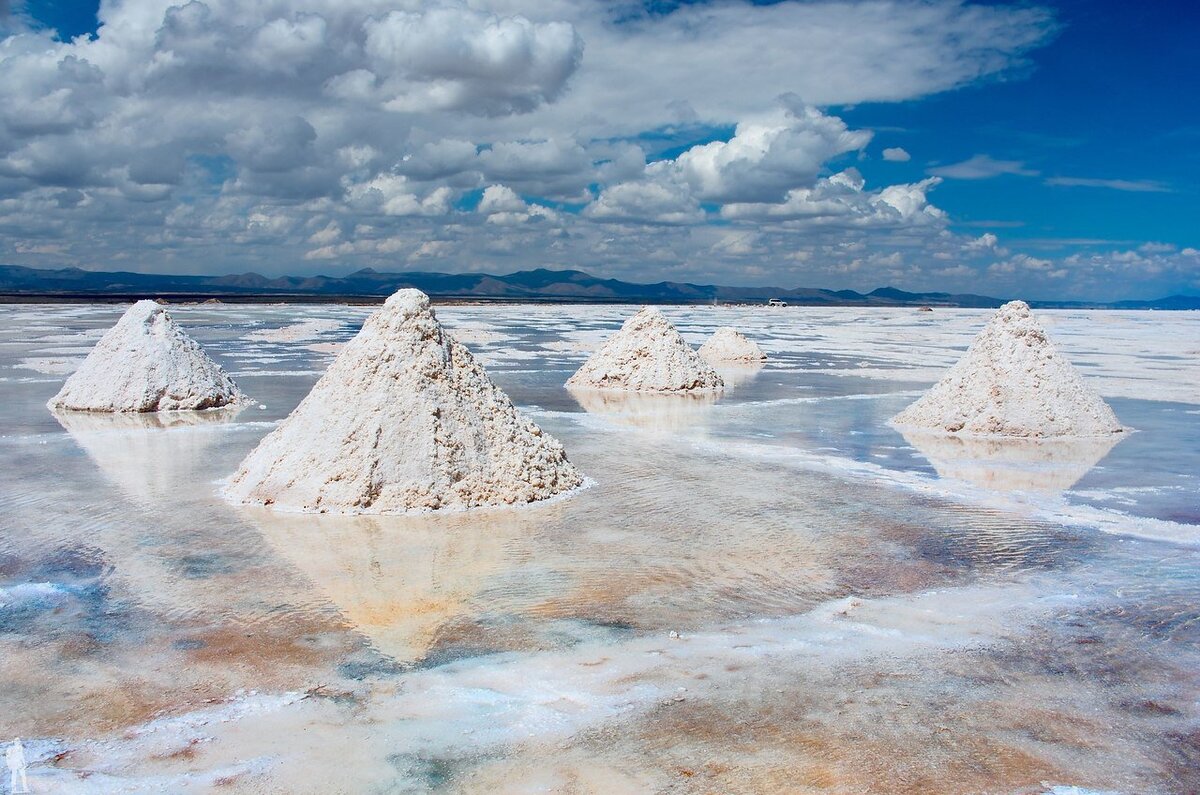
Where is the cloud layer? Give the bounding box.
[1,0,1191,299]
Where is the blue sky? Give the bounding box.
[1,0,1197,299]
[842,0,1197,251]
[19,0,100,39]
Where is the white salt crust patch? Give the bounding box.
[15,356,84,375]
[244,318,346,343]
[38,582,1088,793]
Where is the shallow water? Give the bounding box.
[0,302,1198,793]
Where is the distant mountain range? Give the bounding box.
[1,264,1197,309]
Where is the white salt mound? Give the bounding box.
[566,307,723,392]
[891,300,1124,438]
[48,300,246,413]
[225,289,583,514]
[698,326,768,363]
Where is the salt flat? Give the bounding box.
[0,302,1197,793]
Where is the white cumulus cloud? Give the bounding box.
[721,169,946,229]
[362,7,582,115]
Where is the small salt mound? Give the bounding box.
[698,326,767,363]
[225,289,583,514]
[566,307,723,392]
[48,300,246,413]
[891,300,1125,438]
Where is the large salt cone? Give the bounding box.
[225,289,584,514]
[566,307,723,393]
[902,429,1123,493]
[891,300,1125,438]
[698,327,768,364]
[48,300,246,413]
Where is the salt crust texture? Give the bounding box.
[566,307,723,392]
[698,326,768,363]
[48,300,246,413]
[226,289,583,514]
[891,300,1124,438]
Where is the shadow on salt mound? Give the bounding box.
[901,429,1124,494]
[243,505,555,665]
[53,406,245,504]
[567,386,721,433]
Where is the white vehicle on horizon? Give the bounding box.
[767,298,788,307]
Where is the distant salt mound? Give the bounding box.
[891,300,1124,438]
[566,307,723,392]
[698,327,767,363]
[226,289,583,514]
[48,300,245,413]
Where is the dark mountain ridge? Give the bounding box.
[0,264,1196,309]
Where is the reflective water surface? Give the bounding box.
[0,302,1197,793]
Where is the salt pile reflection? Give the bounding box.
[52,407,245,504]
[567,385,722,432]
[710,361,765,389]
[244,507,545,665]
[902,430,1124,493]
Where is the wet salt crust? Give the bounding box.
[567,307,723,392]
[226,289,583,513]
[892,301,1125,438]
[244,318,345,344]
[15,356,83,375]
[47,300,246,413]
[2,302,1199,793]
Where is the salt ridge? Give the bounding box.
[42,580,1089,793]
